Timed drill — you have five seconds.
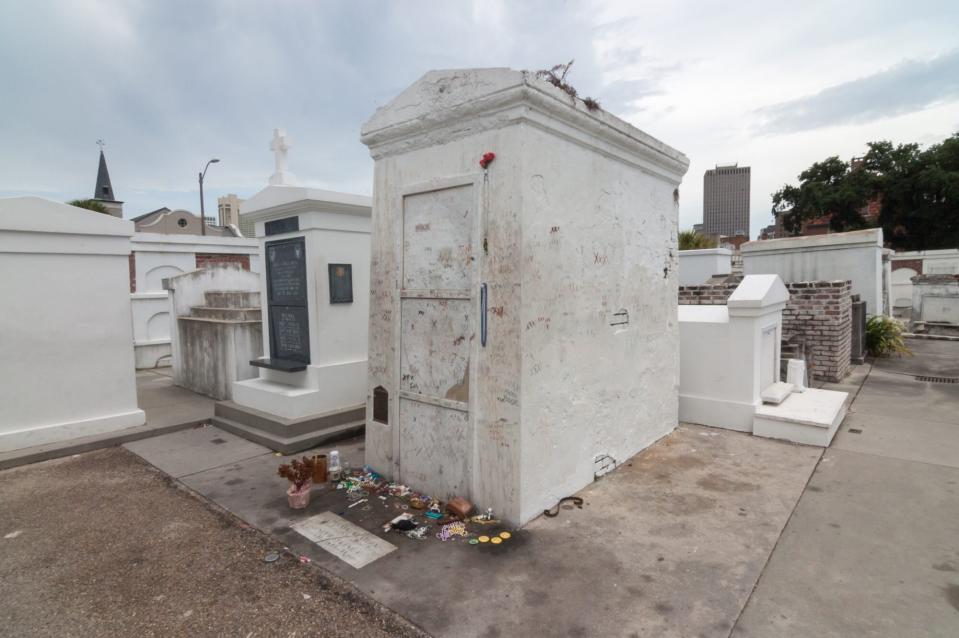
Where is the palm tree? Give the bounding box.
[67,199,109,214]
[678,230,717,250]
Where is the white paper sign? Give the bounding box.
[291,511,397,569]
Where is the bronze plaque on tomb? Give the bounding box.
[265,237,310,364]
[328,263,353,304]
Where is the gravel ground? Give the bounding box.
[0,447,425,638]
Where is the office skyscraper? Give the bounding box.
[703,163,750,237]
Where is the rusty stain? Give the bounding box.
[445,359,470,402]
[490,306,505,317]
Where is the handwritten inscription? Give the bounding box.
[291,511,396,569]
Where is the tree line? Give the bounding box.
[772,132,958,250]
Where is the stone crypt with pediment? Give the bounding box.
[360,68,690,525]
[212,129,373,452]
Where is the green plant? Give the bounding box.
[278,456,315,490]
[865,315,910,357]
[67,199,109,214]
[678,230,718,250]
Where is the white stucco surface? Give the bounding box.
[891,249,959,311]
[911,276,959,324]
[232,185,372,420]
[742,229,886,315]
[679,275,788,433]
[130,232,259,368]
[361,67,690,524]
[678,248,732,285]
[0,197,144,451]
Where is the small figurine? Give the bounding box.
[425,499,443,519]
[484,507,494,521]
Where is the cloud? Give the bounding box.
[755,49,959,134]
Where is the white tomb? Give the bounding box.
[678,247,733,285]
[212,131,373,452]
[0,197,145,452]
[679,274,849,447]
[360,68,690,525]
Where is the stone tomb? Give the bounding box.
[0,197,145,452]
[360,68,690,525]
[212,148,373,452]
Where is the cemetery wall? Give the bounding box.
[129,232,259,369]
[679,280,852,382]
[742,228,885,316]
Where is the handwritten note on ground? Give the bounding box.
[291,511,396,569]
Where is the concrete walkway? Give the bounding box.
[732,338,959,637]
[121,339,959,637]
[0,368,212,470]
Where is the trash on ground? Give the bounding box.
[446,496,473,518]
[543,496,584,518]
[263,551,280,563]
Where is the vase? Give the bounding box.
[287,482,311,509]
[312,454,328,484]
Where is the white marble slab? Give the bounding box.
[291,511,396,569]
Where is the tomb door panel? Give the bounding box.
[397,183,476,497]
[761,324,778,389]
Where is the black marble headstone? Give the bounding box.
[265,237,310,364]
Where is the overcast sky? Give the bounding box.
[1,0,957,237]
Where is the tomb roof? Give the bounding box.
[360,67,688,182]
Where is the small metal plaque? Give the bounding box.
[265,216,299,236]
[328,263,353,304]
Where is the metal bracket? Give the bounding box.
[480,282,488,347]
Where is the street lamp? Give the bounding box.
[198,158,220,235]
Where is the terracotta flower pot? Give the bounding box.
[287,482,311,509]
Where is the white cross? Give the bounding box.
[269,128,296,186]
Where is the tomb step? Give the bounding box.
[760,381,793,405]
[190,306,262,321]
[215,400,365,439]
[211,412,365,455]
[204,290,261,309]
[752,388,848,447]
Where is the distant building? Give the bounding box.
[92,149,123,217]
[703,163,750,237]
[132,207,239,236]
[218,194,253,237]
[692,223,704,234]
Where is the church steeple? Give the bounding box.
[92,141,123,217]
[94,149,116,201]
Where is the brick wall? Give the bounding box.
[679,279,853,382]
[892,258,923,273]
[195,253,250,270]
[128,253,136,293]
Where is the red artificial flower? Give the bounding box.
[479,152,496,169]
